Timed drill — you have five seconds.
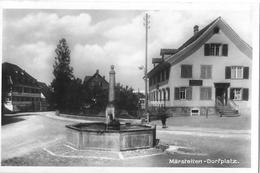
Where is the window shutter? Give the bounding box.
[201,66,206,78]
[204,44,210,56]
[174,88,179,100]
[242,88,249,101]
[208,66,212,79]
[181,66,184,78]
[230,88,234,99]
[243,67,249,79]
[188,65,192,78]
[222,44,228,56]
[200,88,204,100]
[225,66,231,79]
[167,88,170,101]
[208,87,212,99]
[186,87,192,100]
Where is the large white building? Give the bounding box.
[147,17,252,116]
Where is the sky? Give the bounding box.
[3,5,253,91]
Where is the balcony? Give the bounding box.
[12,92,41,98]
[149,80,168,91]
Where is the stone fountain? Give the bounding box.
[66,65,156,151]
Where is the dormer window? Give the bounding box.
[204,43,228,56]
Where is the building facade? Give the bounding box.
[84,70,109,90]
[2,62,48,112]
[147,17,252,116]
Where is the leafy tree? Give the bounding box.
[82,82,108,113]
[115,83,139,116]
[51,38,74,111]
[66,78,84,112]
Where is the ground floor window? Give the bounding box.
[200,87,212,100]
[175,87,192,100]
[230,88,249,101]
[180,87,186,99]
[233,88,242,100]
[150,88,170,102]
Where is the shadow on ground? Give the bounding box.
[1,116,25,126]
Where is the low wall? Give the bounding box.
[164,106,218,116]
[66,123,156,151]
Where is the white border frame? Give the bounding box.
[0,0,258,173]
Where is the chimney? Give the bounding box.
[193,25,199,35]
[103,76,105,79]
[96,69,99,74]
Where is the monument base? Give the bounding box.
[105,104,115,124]
[66,123,156,151]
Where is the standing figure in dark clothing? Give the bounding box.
[160,107,167,128]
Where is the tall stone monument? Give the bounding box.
[105,65,116,124]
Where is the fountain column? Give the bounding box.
[108,65,115,104]
[105,65,116,124]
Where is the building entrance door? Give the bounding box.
[214,83,230,106]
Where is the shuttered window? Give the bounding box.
[201,65,212,79]
[174,87,192,100]
[230,88,249,101]
[204,43,228,56]
[200,87,212,100]
[181,65,192,78]
[227,66,249,79]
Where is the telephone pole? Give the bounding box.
[143,13,150,121]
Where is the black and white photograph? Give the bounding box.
[0,0,259,172]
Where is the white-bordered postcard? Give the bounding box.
[0,0,259,173]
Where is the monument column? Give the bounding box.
[109,65,115,103]
[105,65,116,124]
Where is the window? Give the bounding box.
[200,87,212,100]
[233,88,242,100]
[204,44,228,56]
[230,88,249,101]
[200,65,212,79]
[226,66,249,79]
[231,66,243,79]
[180,87,186,99]
[181,65,192,78]
[174,87,192,100]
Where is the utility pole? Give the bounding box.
[143,13,150,122]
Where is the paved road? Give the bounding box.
[1,112,251,167]
[2,112,75,160]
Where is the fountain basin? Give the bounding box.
[66,122,156,151]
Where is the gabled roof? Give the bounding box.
[2,62,39,87]
[160,49,178,56]
[147,17,252,78]
[165,16,252,65]
[84,76,92,83]
[147,62,171,78]
[83,71,108,86]
[37,81,52,98]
